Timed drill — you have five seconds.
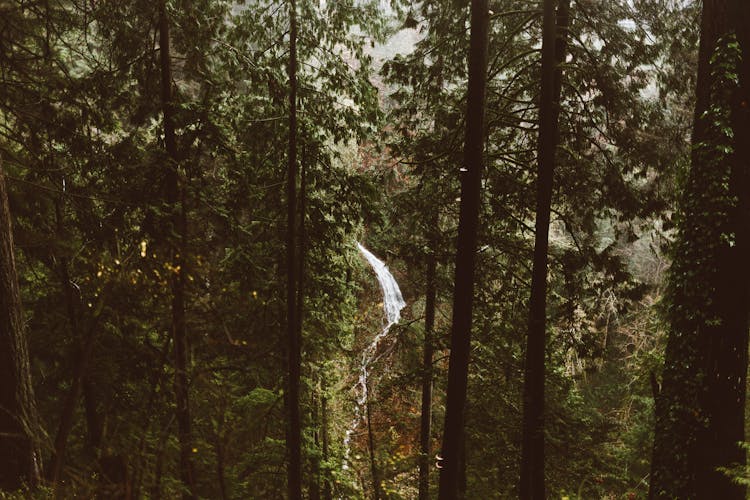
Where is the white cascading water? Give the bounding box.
[343,242,406,470]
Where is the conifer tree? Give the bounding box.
[438,0,489,497]
[158,1,196,496]
[519,0,569,496]
[0,160,42,490]
[651,0,750,497]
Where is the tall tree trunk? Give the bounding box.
[151,417,174,500]
[715,1,750,497]
[47,200,80,486]
[83,378,104,452]
[437,0,489,498]
[519,0,568,497]
[158,2,195,498]
[699,0,750,496]
[132,336,171,499]
[299,144,313,499]
[321,388,332,500]
[286,0,302,497]
[47,296,102,485]
[309,375,321,500]
[418,246,436,500]
[47,199,108,486]
[0,159,42,490]
[299,148,317,500]
[651,1,750,497]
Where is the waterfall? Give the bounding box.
[343,242,406,470]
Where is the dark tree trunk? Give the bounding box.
[727,5,750,487]
[321,389,332,500]
[309,375,321,500]
[158,2,195,498]
[83,378,104,451]
[437,0,489,498]
[700,0,750,497]
[47,296,102,485]
[651,1,750,497]
[286,0,302,497]
[132,336,171,499]
[519,0,569,497]
[0,159,42,490]
[418,247,436,500]
[47,201,81,486]
[151,418,174,500]
[300,145,313,499]
[47,199,108,486]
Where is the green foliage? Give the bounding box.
[0,0,719,498]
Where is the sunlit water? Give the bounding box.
[342,242,406,471]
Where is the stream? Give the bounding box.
[342,242,406,471]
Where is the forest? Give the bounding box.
[1,0,749,498]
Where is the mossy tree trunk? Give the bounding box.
[0,159,42,491]
[651,1,750,497]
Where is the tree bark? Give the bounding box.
[0,159,42,490]
[701,1,750,497]
[131,336,171,499]
[321,388,332,500]
[83,378,104,452]
[419,246,436,500]
[651,1,750,497]
[286,0,302,497]
[158,2,196,498]
[47,292,103,485]
[47,199,109,486]
[519,0,569,497]
[47,201,82,486]
[309,374,321,500]
[437,1,489,498]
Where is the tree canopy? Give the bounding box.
[0,0,747,498]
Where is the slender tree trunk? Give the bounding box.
[83,379,104,452]
[151,417,174,500]
[286,0,302,496]
[158,2,195,498]
[132,336,171,499]
[47,200,81,485]
[419,246,436,500]
[519,0,568,497]
[299,145,313,499]
[309,375,321,500]
[0,159,42,490]
[437,1,489,498]
[47,300,102,485]
[321,389,332,500]
[297,147,307,332]
[48,200,109,486]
